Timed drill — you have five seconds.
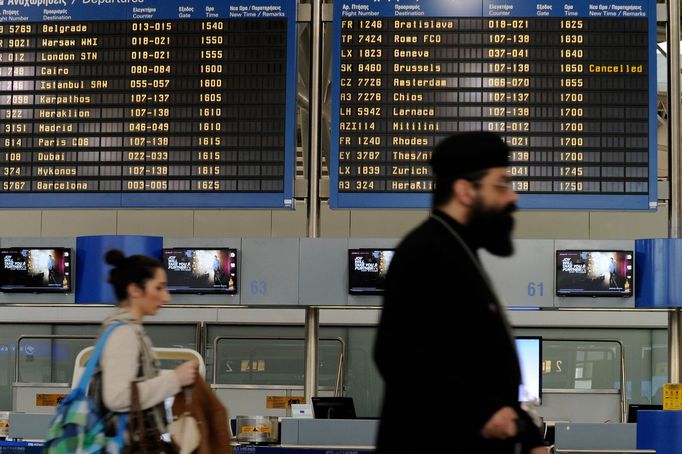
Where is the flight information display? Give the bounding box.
[0,0,297,208]
[330,0,657,209]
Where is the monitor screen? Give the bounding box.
[163,248,238,294]
[312,397,356,419]
[0,248,71,293]
[556,250,633,297]
[348,249,395,295]
[516,336,542,403]
[627,404,662,423]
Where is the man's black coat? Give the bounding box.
[373,210,543,453]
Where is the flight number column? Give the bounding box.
[124,21,175,193]
[0,23,35,193]
[338,18,386,194]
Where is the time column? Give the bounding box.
[554,18,592,193]
[193,20,226,192]
[338,18,386,194]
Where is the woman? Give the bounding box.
[99,249,198,445]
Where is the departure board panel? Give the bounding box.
[330,0,657,209]
[0,0,296,208]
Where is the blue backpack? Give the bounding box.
[44,322,128,454]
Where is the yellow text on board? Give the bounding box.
[36,393,68,407]
[266,395,304,409]
[241,425,272,433]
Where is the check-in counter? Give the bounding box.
[280,418,377,449]
[0,440,375,454]
[4,415,378,453]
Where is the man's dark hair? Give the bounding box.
[430,132,510,207]
[105,249,162,301]
[432,169,488,207]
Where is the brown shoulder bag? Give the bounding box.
[123,381,177,454]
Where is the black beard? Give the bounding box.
[468,201,517,257]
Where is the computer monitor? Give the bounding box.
[556,250,633,297]
[0,247,71,293]
[627,404,662,423]
[516,336,542,403]
[163,248,237,294]
[311,397,356,419]
[348,249,394,295]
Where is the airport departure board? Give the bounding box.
[0,0,297,208]
[330,0,657,209]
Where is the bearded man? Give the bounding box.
[373,132,546,454]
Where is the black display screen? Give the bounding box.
[0,0,297,208]
[556,250,633,297]
[330,0,656,210]
[163,248,238,295]
[0,247,71,292]
[348,248,394,295]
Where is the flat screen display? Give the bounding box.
[330,0,657,211]
[556,250,633,297]
[0,248,71,292]
[312,397,356,419]
[348,249,395,295]
[163,248,237,295]
[0,0,299,209]
[516,336,542,403]
[627,403,662,423]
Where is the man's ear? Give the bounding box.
[452,179,476,206]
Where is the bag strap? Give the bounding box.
[76,321,125,393]
[128,381,148,453]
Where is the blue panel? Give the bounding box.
[0,0,297,209]
[637,410,682,454]
[0,442,43,454]
[0,193,122,208]
[330,0,657,210]
[122,193,294,208]
[75,235,163,304]
[635,239,682,308]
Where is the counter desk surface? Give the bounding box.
[0,440,374,454]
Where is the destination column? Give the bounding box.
[387,18,460,193]
[32,21,116,193]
